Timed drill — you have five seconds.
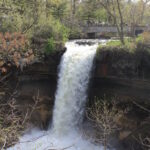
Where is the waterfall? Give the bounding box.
[8,40,105,150]
[53,41,97,134]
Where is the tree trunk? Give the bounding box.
[45,0,48,18]
[116,0,125,45]
[73,0,76,15]
[99,0,125,45]
[104,132,107,150]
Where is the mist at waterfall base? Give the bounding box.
[8,40,107,150]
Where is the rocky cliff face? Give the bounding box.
[1,46,149,149]
[0,49,65,130]
[18,49,66,128]
[94,44,150,101]
[0,46,150,147]
[9,46,150,129]
[91,45,150,150]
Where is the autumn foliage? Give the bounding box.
[0,32,34,74]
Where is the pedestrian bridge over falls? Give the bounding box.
[82,25,149,38]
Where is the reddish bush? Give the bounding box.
[0,32,34,73]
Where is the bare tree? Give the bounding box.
[98,0,125,44]
[125,0,150,37]
[140,0,150,23]
[87,98,119,150]
[134,134,150,149]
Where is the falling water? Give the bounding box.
[53,41,97,134]
[8,40,106,150]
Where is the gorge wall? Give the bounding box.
[12,46,150,126]
[1,44,149,149]
[2,45,150,132]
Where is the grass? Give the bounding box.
[97,32,150,53]
[98,38,137,51]
[136,32,150,44]
[98,32,150,51]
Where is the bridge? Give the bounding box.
[82,25,150,38]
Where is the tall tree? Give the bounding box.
[98,0,125,44]
[124,0,150,36]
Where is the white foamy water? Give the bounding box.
[8,40,106,150]
[53,40,97,134]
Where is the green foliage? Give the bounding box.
[98,38,137,53]
[0,0,69,40]
[0,0,69,53]
[94,9,107,22]
[0,0,37,33]
[32,19,69,54]
[69,27,82,39]
[136,35,144,43]
[50,0,67,20]
[45,37,55,54]
[99,33,150,53]
[136,32,150,44]
[105,40,122,47]
[32,17,69,54]
[76,0,107,24]
[52,20,69,43]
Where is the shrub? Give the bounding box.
[106,40,122,47]
[32,19,69,54]
[0,32,34,73]
[136,32,150,44]
[32,25,54,40]
[45,37,55,54]
[0,98,25,149]
[98,38,137,54]
[87,97,118,150]
[69,27,82,39]
[49,19,69,45]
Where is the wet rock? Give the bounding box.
[119,130,131,140]
[76,41,95,46]
[114,113,138,130]
[12,49,65,129]
[31,102,53,130]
